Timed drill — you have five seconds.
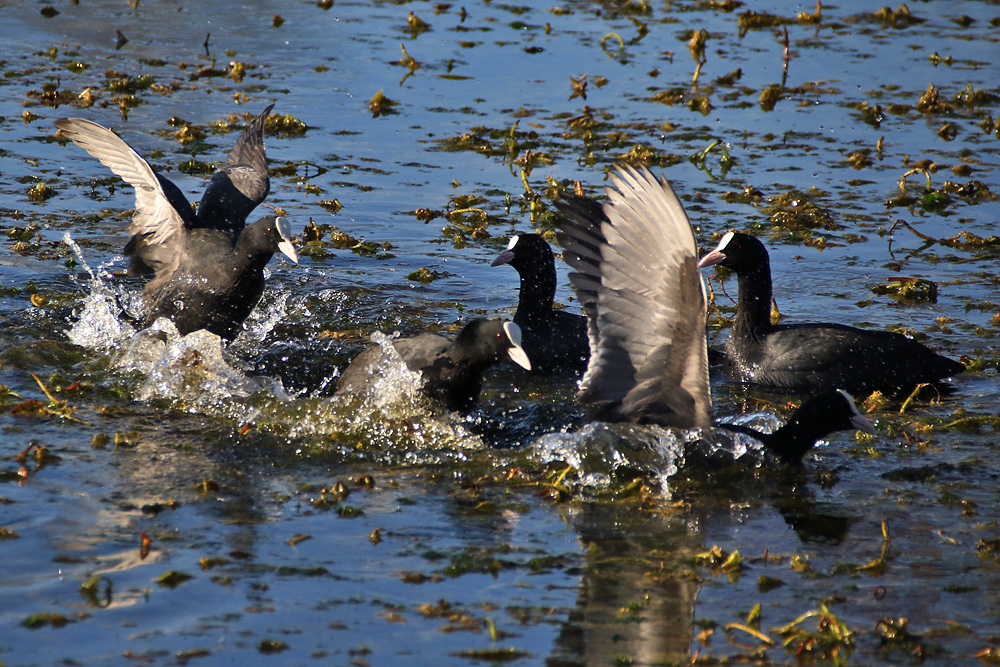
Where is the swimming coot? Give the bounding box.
[336,319,532,412]
[491,233,589,373]
[697,231,964,396]
[720,390,874,465]
[553,166,873,464]
[55,106,298,340]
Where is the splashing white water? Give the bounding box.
[275,330,484,453]
[64,232,138,350]
[236,290,290,345]
[363,330,425,409]
[63,234,289,420]
[61,234,484,455]
[530,415,780,495]
[128,322,290,409]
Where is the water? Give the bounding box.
[2,0,1000,664]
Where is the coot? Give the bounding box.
[491,233,589,373]
[697,231,963,395]
[553,166,873,464]
[55,106,298,340]
[721,390,873,465]
[138,214,296,339]
[336,319,532,412]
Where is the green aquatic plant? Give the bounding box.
[775,603,854,664]
[869,277,938,303]
[872,4,925,27]
[22,612,70,629]
[258,640,288,654]
[155,570,193,588]
[407,268,440,283]
[763,190,840,232]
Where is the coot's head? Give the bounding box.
[697,231,768,274]
[491,234,552,271]
[244,215,299,264]
[757,389,875,464]
[456,319,532,371]
[791,389,876,437]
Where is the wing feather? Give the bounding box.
[197,105,274,233]
[225,103,273,173]
[554,166,712,428]
[55,118,193,280]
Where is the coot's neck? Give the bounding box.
[439,332,498,410]
[733,256,774,339]
[721,420,813,466]
[233,229,276,272]
[515,254,556,320]
[760,411,828,464]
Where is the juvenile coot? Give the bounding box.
[491,233,589,373]
[55,106,298,340]
[553,166,873,464]
[336,320,532,412]
[697,231,964,395]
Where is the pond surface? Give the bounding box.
[2,0,1000,664]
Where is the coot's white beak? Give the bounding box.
[851,414,876,435]
[839,389,876,434]
[491,235,520,267]
[275,216,299,264]
[697,230,734,269]
[502,321,532,371]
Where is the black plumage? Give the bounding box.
[56,105,298,340]
[697,231,964,396]
[491,233,589,373]
[720,390,874,465]
[336,319,532,412]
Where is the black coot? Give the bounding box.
[697,231,964,396]
[553,166,873,464]
[720,390,874,465]
[55,106,298,340]
[336,319,532,412]
[138,214,296,340]
[491,233,589,373]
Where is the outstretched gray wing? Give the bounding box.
[55,118,194,279]
[554,166,712,428]
[551,193,606,361]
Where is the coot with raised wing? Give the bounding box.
[56,105,298,340]
[553,166,873,464]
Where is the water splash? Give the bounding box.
[530,415,781,495]
[360,330,424,407]
[236,289,290,345]
[60,235,487,458]
[101,322,486,459]
[112,319,290,413]
[64,232,138,350]
[62,236,290,420]
[263,330,485,457]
